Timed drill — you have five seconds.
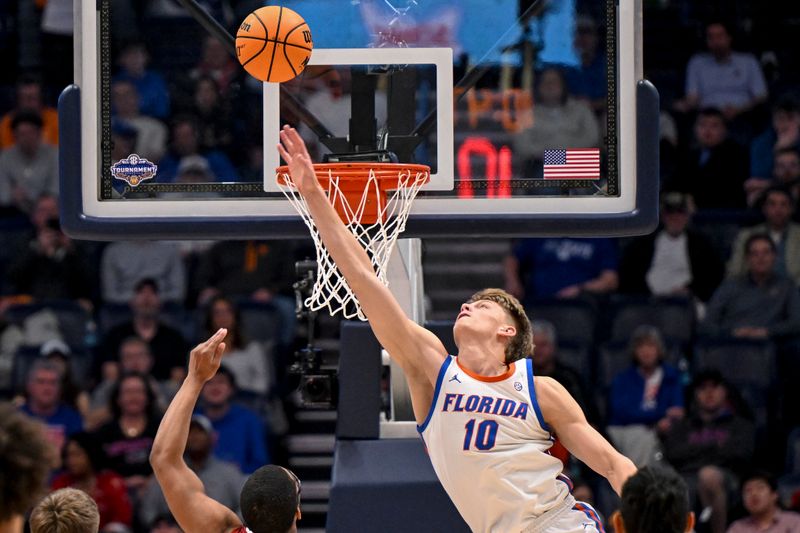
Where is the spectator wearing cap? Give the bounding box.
[670,108,749,210]
[51,431,133,531]
[674,21,767,122]
[661,369,756,533]
[196,367,269,474]
[111,79,168,162]
[727,187,800,285]
[0,75,59,149]
[154,116,239,183]
[139,414,245,527]
[0,111,59,213]
[619,191,724,303]
[727,470,800,532]
[177,155,214,182]
[96,279,189,383]
[101,240,186,305]
[606,326,685,467]
[40,339,91,419]
[18,359,84,461]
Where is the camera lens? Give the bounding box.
[300,374,337,407]
[304,376,329,399]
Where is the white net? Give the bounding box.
[277,165,429,320]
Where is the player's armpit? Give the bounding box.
[535,377,637,495]
[151,456,241,533]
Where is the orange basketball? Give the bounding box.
[235,6,313,83]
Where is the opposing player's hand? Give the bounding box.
[188,328,227,383]
[278,125,318,194]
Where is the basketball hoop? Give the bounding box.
[276,162,430,320]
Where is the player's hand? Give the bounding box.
[278,125,319,195]
[187,328,227,384]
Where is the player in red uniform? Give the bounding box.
[150,328,301,533]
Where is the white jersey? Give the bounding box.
[417,356,575,533]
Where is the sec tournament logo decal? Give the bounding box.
[111,154,157,187]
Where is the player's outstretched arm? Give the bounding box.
[150,329,242,533]
[277,126,446,384]
[536,376,637,495]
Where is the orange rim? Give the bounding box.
[275,162,430,224]
[275,162,430,185]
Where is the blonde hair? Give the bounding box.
[29,488,100,533]
[467,288,533,364]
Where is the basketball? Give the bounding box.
[235,6,313,83]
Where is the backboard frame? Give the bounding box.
[59,0,658,241]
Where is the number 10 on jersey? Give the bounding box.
[463,419,499,451]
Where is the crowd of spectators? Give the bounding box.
[2,1,800,532]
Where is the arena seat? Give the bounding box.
[526,298,597,348]
[608,295,695,346]
[4,300,93,350]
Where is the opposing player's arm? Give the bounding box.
[277,126,447,383]
[150,330,242,533]
[536,376,637,495]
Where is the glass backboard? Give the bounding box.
[60,0,658,240]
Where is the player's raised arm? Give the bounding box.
[536,376,637,495]
[277,126,447,383]
[150,329,242,533]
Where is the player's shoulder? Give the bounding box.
[532,375,560,388]
[532,376,569,401]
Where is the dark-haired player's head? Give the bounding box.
[612,466,694,533]
[0,403,54,529]
[240,465,301,533]
[460,288,533,364]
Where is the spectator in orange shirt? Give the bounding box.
[0,75,58,149]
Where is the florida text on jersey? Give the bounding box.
[417,356,604,533]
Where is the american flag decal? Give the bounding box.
[543,148,601,180]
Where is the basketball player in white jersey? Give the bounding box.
[278,125,637,533]
[150,328,302,533]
